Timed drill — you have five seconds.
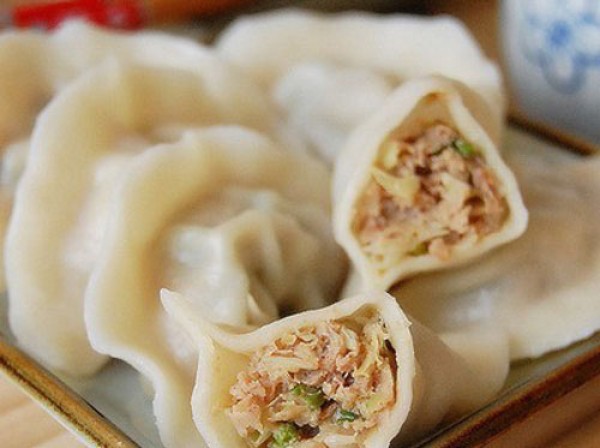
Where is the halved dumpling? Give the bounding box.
[162,290,502,448]
[334,76,528,292]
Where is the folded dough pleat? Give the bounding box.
[84,126,345,448]
[162,290,501,448]
[334,76,527,292]
[0,21,278,291]
[216,9,504,163]
[6,59,279,378]
[393,129,600,361]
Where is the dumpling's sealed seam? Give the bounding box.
[334,76,527,292]
[162,290,503,448]
[216,9,504,164]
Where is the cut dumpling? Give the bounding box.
[6,59,280,378]
[335,76,527,292]
[162,290,504,448]
[393,128,600,361]
[216,9,504,163]
[0,20,278,290]
[84,127,345,448]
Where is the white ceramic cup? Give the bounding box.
[502,0,600,143]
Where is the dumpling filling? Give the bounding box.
[228,313,397,448]
[354,123,508,268]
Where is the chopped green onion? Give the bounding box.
[336,409,359,423]
[269,423,299,448]
[291,384,305,396]
[291,384,325,410]
[452,139,477,158]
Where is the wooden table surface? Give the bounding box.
[0,374,81,448]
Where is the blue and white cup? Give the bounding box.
[502,0,600,143]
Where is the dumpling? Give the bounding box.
[0,20,280,290]
[84,127,345,448]
[6,59,280,378]
[161,289,505,448]
[216,9,504,164]
[273,62,395,164]
[392,128,600,361]
[334,76,527,292]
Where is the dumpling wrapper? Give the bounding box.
[216,9,504,163]
[6,59,279,378]
[85,126,345,448]
[393,128,600,361]
[161,290,505,448]
[158,186,343,326]
[335,76,528,292]
[0,20,281,291]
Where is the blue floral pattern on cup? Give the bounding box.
[521,0,600,94]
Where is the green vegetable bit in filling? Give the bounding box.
[269,423,299,448]
[336,409,359,423]
[291,384,326,410]
[452,138,477,158]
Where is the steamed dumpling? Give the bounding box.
[85,127,345,448]
[334,76,527,292]
[216,9,504,164]
[393,128,600,361]
[0,20,279,291]
[6,59,279,378]
[162,289,505,448]
[159,187,341,325]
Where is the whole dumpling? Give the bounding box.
[84,127,345,448]
[159,187,341,325]
[6,58,281,379]
[393,128,600,361]
[216,9,504,164]
[0,20,280,291]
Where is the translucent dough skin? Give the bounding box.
[216,9,505,163]
[0,21,278,292]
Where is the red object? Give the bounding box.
[11,0,146,30]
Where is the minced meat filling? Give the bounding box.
[227,314,397,448]
[354,123,508,266]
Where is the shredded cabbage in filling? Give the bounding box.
[354,123,508,268]
[227,314,397,448]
